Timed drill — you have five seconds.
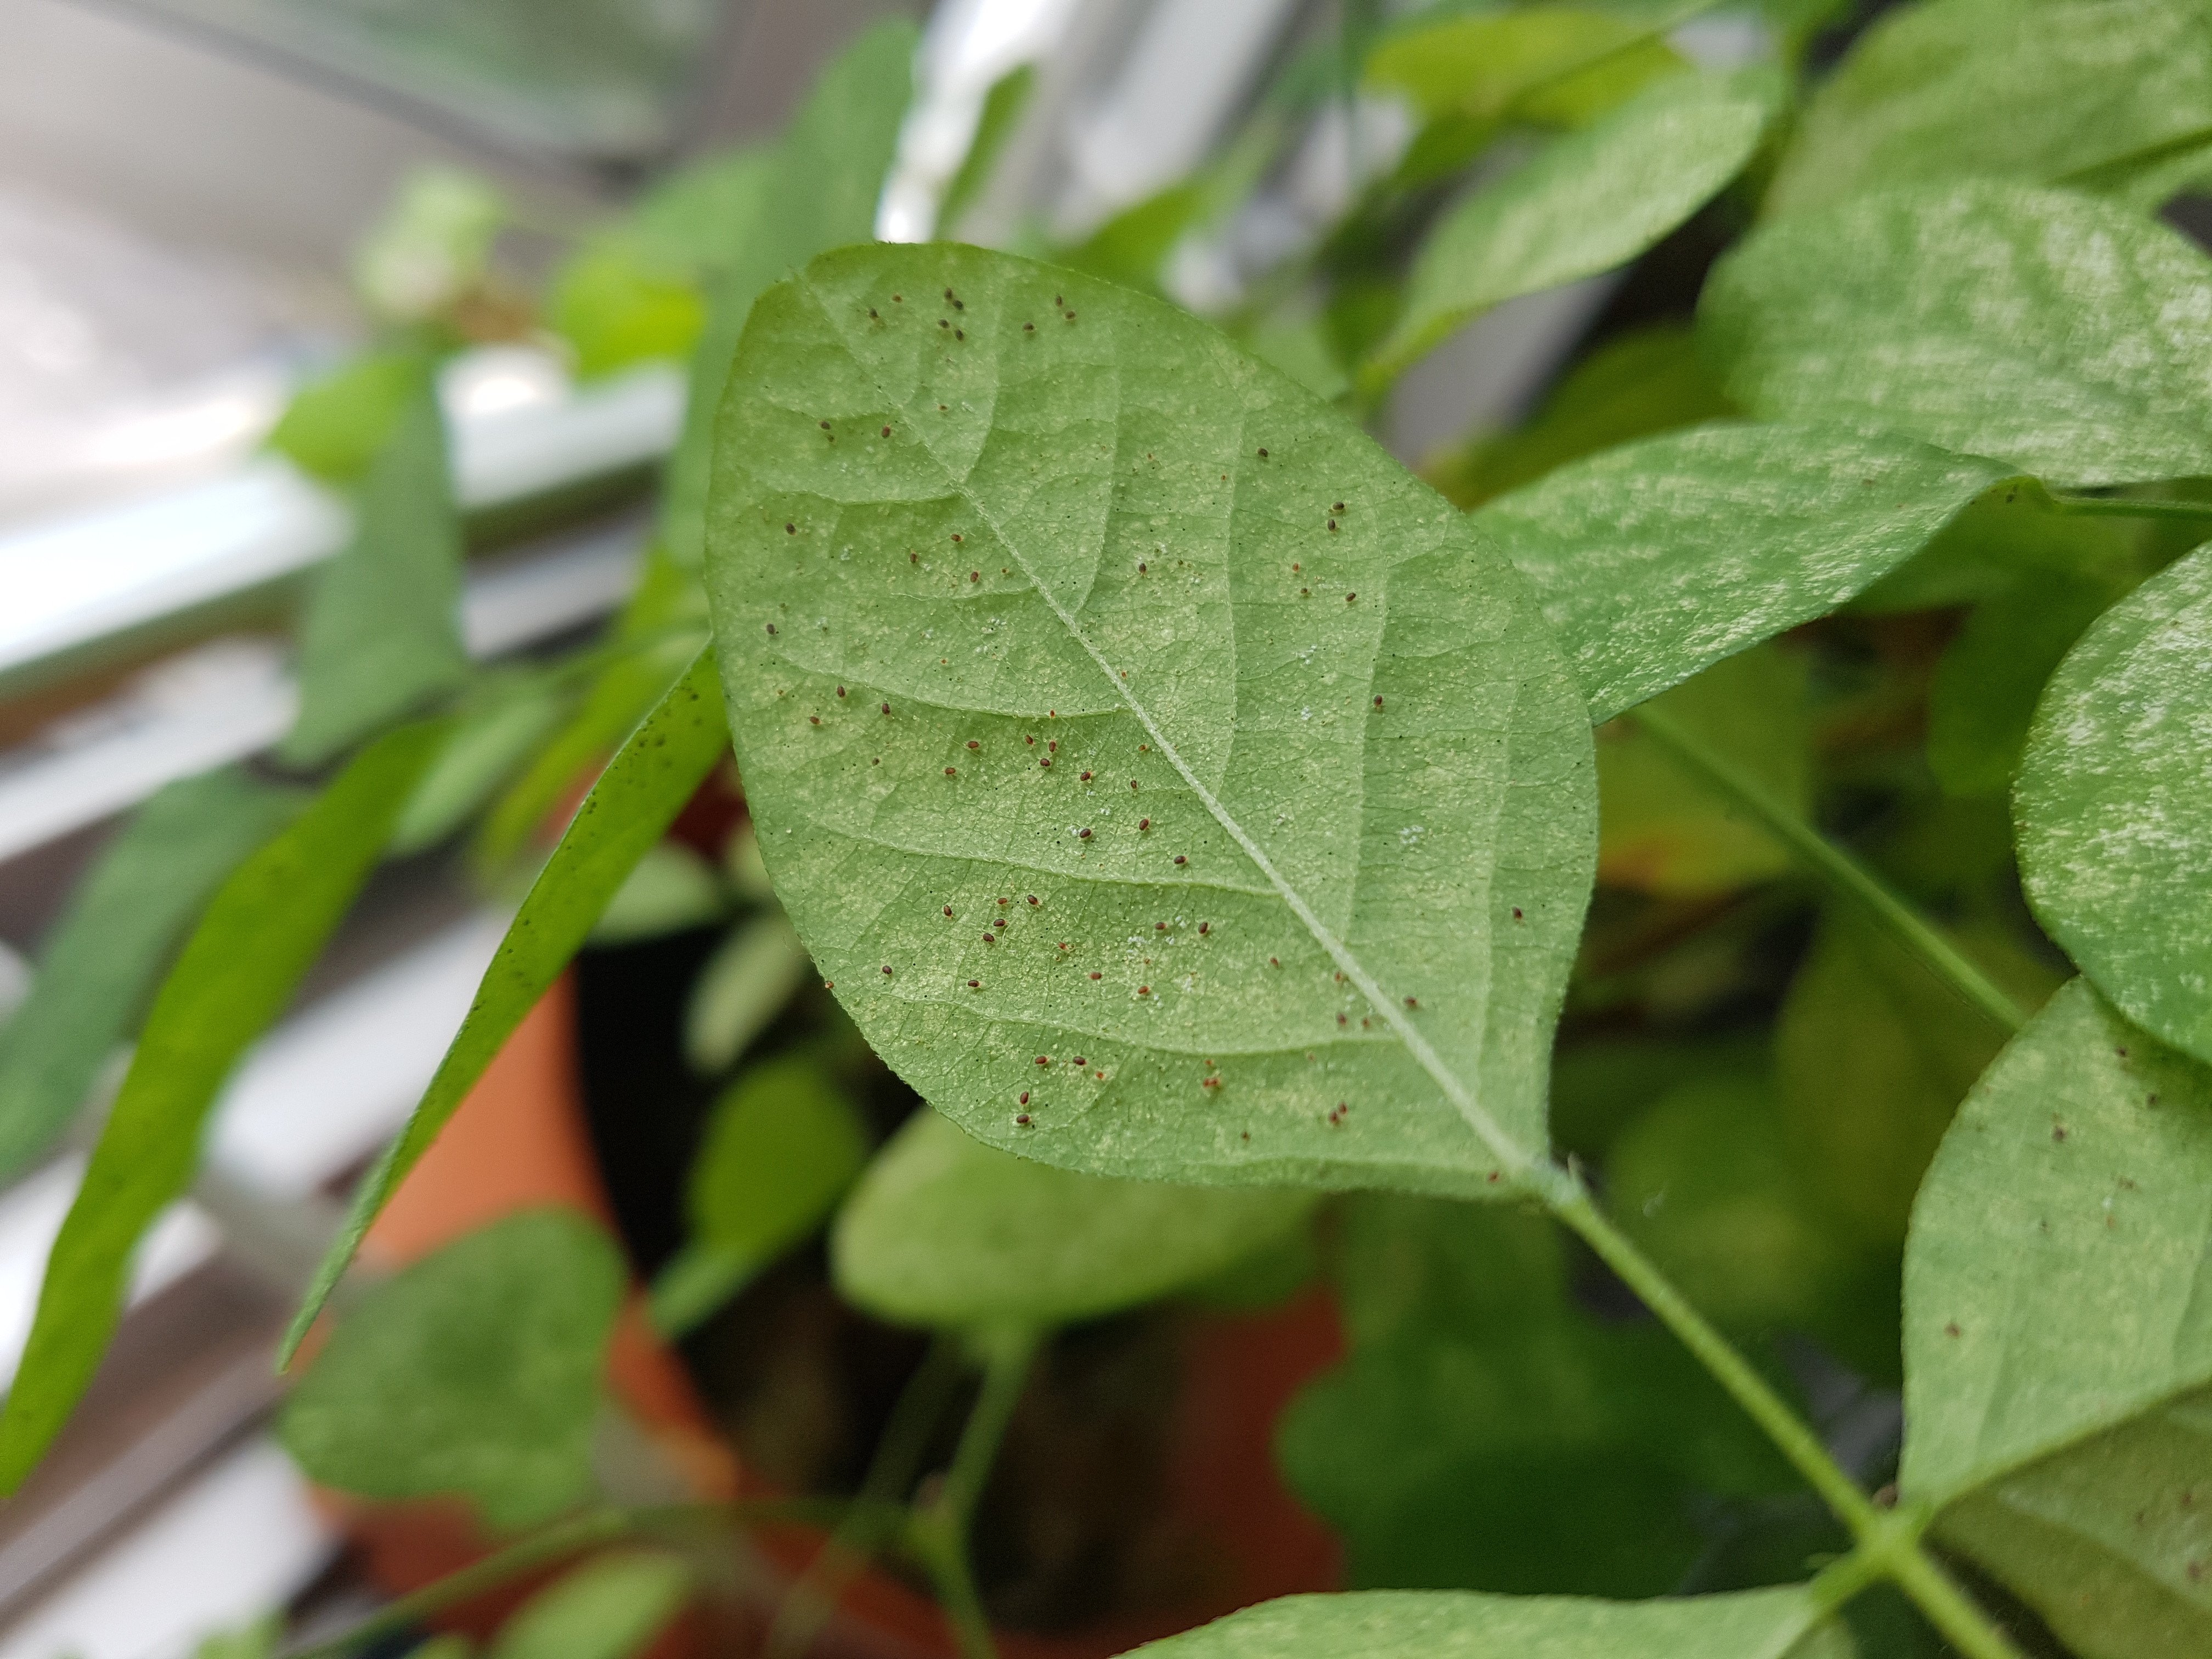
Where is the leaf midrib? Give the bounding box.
[793,272,1535,1180]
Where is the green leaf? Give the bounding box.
[285,655,728,1363]
[588,842,726,945]
[704,243,1598,1199]
[1596,647,1809,898]
[650,1054,866,1335]
[1901,978,2212,1653]
[267,351,431,483]
[1056,182,1208,293]
[281,1211,624,1532]
[282,386,470,766]
[1477,425,2013,723]
[1926,569,2119,798]
[1420,324,1731,510]
[831,1109,1315,1331]
[1124,1587,1845,1658]
[1851,476,2140,615]
[2016,544,2212,1066]
[0,769,303,1182]
[630,146,778,277]
[659,20,917,572]
[1765,0,2212,220]
[936,64,1035,239]
[390,682,566,855]
[1279,1198,1794,1598]
[1701,180,2212,488]
[488,1551,691,1659]
[1366,69,1781,390]
[549,238,705,380]
[682,911,812,1073]
[353,167,505,321]
[0,724,445,1491]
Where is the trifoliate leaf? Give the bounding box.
[1702,181,2212,488]
[704,243,1597,1200]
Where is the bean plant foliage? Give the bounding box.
[2,3,2211,1658]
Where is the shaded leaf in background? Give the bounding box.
[1280,1198,1792,1597]
[488,1551,691,1659]
[659,20,917,572]
[935,64,1035,239]
[1596,647,1809,899]
[1420,324,1731,510]
[1926,567,2120,798]
[1702,181,2212,487]
[651,1054,866,1335]
[1242,313,1351,403]
[1055,181,1208,293]
[2017,544,2212,1066]
[831,1109,1315,1330]
[588,842,727,946]
[391,681,567,855]
[283,1210,624,1532]
[282,386,470,766]
[630,145,778,277]
[1775,907,2052,1252]
[267,350,430,483]
[1127,1585,1848,1659]
[287,655,728,1361]
[1366,69,1780,390]
[0,724,444,1490]
[0,768,303,1182]
[682,910,811,1074]
[1850,475,2140,615]
[1902,978,2212,1656]
[706,243,1596,1198]
[353,167,505,322]
[1479,423,2011,722]
[549,238,705,380]
[1764,0,2212,219]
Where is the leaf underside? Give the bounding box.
[704,244,1597,1198]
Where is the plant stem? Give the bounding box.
[1886,1536,2036,1659]
[2049,493,2212,522]
[280,1499,858,1659]
[1624,703,2027,1035]
[909,1328,1039,1659]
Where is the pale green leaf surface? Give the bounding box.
[391,685,565,855]
[282,1211,624,1532]
[1365,8,1666,121]
[651,1054,865,1333]
[1926,569,2117,798]
[1369,69,1780,388]
[831,1109,1314,1330]
[549,238,704,380]
[1765,0,2212,219]
[1902,978,2212,1505]
[1124,1585,1841,1659]
[489,1551,691,1659]
[704,244,1598,1198]
[2017,545,2212,1065]
[0,724,444,1490]
[630,146,778,276]
[682,909,811,1073]
[1701,181,2212,488]
[285,656,728,1362]
[283,387,469,765]
[0,769,303,1182]
[588,842,726,945]
[659,21,916,571]
[1477,424,2012,722]
[267,351,428,483]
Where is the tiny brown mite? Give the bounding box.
[1015,1113,1031,1126]
[837,686,847,697]
[944,906,953,916]
[968,979,980,988]
[785,523,795,534]
[881,426,892,437]
[1019,1091,1030,1105]
[1027,895,1039,905]
[1138,985,1150,996]
[1077,827,1092,839]
[1333,502,1345,512]
[1346,592,1357,602]
[1257,448,1268,458]
[970,571,980,582]
[809,715,820,725]
[881,702,891,714]
[819,420,831,430]
[882,966,893,975]
[1138,817,1150,830]
[823,980,834,990]
[1080,770,1093,781]
[766,623,777,635]
[1090,971,1102,980]
[945,766,957,776]
[1198,922,1209,934]
[1173,854,1187,865]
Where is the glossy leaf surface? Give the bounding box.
[0,768,302,1182]
[286,655,728,1361]
[0,724,444,1489]
[1478,424,2012,722]
[705,244,1597,1198]
[1702,181,2212,487]
[2017,544,2212,1065]
[283,1211,624,1531]
[832,1109,1314,1330]
[1368,69,1778,388]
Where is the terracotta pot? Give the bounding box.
[326,978,1341,1655]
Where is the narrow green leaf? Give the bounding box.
[0,769,303,1182]
[630,145,778,277]
[650,1054,866,1335]
[832,1109,1314,1331]
[282,1211,625,1532]
[488,1551,691,1659]
[1366,69,1780,390]
[1701,181,2212,488]
[659,20,917,571]
[1926,569,2118,798]
[1124,1584,1843,1658]
[1476,424,2013,723]
[284,654,728,1364]
[549,238,705,380]
[1765,0,2212,219]
[391,683,566,856]
[682,910,812,1073]
[267,351,431,484]
[1901,979,2212,1650]
[1364,7,1674,123]
[588,843,726,945]
[0,723,444,1490]
[2016,545,2212,1066]
[936,63,1035,239]
[704,244,1597,1198]
[283,386,470,765]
